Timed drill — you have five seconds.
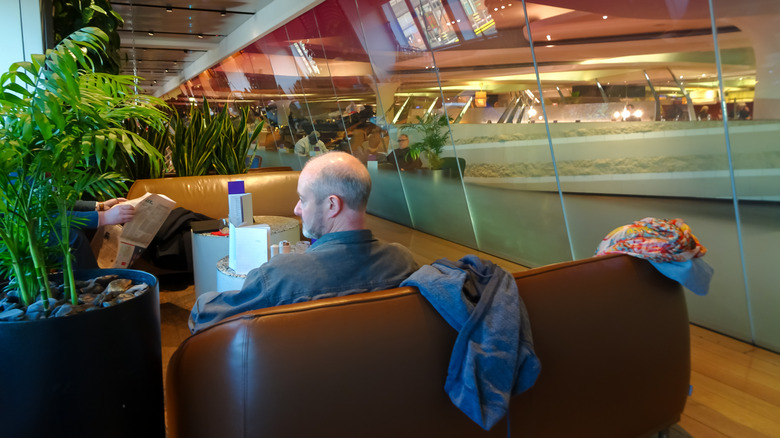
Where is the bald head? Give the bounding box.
[301,152,371,211]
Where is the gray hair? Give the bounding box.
[307,153,371,210]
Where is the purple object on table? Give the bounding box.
[227,180,245,194]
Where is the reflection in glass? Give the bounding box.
[526,1,752,343]
[161,0,780,350]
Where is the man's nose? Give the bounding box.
[294,200,302,216]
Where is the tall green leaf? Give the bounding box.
[170,99,221,176]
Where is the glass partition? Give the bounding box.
[343,0,479,246]
[714,1,780,351]
[526,1,751,340]
[164,0,780,351]
[331,0,415,226]
[445,2,574,265]
[233,44,292,166]
[252,27,311,170]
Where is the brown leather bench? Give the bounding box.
[165,254,690,437]
[126,169,300,220]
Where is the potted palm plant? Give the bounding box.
[0,27,168,437]
[118,117,172,180]
[402,112,450,170]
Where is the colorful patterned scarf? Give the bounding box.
[595,217,706,262]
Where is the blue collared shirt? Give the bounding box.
[189,229,418,333]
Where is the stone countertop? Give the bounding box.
[217,256,245,279]
[252,215,299,233]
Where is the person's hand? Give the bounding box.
[99,203,135,226]
[99,197,128,211]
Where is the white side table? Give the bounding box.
[216,256,246,292]
[192,215,301,296]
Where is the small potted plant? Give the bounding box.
[0,27,169,437]
[402,112,450,170]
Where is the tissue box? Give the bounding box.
[228,223,270,275]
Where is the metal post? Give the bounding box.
[667,67,695,121]
[644,70,662,121]
[595,79,609,103]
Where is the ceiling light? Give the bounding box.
[501,5,505,8]
[198,34,204,39]
[220,10,227,16]
[494,7,498,11]
[166,6,173,12]
[546,35,551,41]
[603,15,608,19]
[165,69,169,73]
[148,30,155,36]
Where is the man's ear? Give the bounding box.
[325,194,343,218]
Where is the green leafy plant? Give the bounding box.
[118,117,172,180]
[170,99,264,176]
[0,27,167,313]
[170,99,222,176]
[212,105,264,175]
[53,0,123,74]
[401,113,450,170]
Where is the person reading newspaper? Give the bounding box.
[71,198,135,269]
[91,193,176,269]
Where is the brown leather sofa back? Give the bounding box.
[126,170,300,219]
[165,254,690,438]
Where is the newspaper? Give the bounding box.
[91,193,176,269]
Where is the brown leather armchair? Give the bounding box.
[165,254,690,437]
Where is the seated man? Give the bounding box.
[386,134,422,171]
[189,152,419,333]
[294,130,326,156]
